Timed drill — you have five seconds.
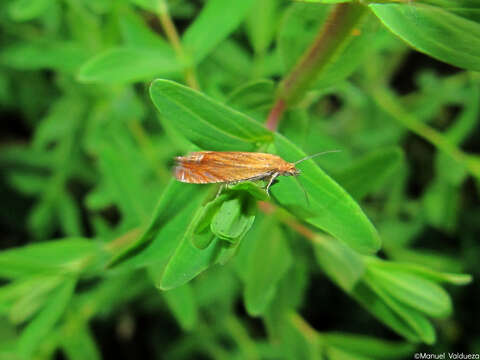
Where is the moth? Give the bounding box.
[174,151,338,196]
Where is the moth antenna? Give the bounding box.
[294,176,310,206]
[294,150,341,165]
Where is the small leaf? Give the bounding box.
[17,277,76,358]
[333,147,404,200]
[210,195,256,243]
[9,276,63,324]
[162,284,198,331]
[1,42,88,72]
[324,332,415,359]
[8,0,52,21]
[0,239,102,279]
[313,236,365,292]
[78,47,180,84]
[159,237,237,291]
[359,275,436,344]
[182,0,256,63]
[61,324,101,360]
[244,217,292,316]
[366,262,452,318]
[371,3,480,71]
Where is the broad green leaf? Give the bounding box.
[313,236,365,292]
[17,277,76,358]
[273,134,381,254]
[370,3,480,71]
[8,0,52,21]
[244,218,292,316]
[333,147,404,200]
[78,47,180,84]
[182,0,256,63]
[0,239,101,278]
[108,180,205,267]
[162,284,198,331]
[366,263,452,318]
[1,42,88,72]
[323,332,415,359]
[210,195,256,243]
[149,79,272,150]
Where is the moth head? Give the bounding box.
[284,163,300,176]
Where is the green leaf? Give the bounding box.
[8,0,53,21]
[244,218,292,316]
[367,260,473,286]
[1,42,88,72]
[60,324,101,360]
[162,284,198,331]
[358,276,436,344]
[226,79,275,118]
[157,194,241,290]
[17,277,76,358]
[78,47,180,84]
[333,147,404,200]
[313,236,365,292]
[0,239,102,279]
[149,79,272,150]
[108,180,206,267]
[119,9,168,48]
[210,195,256,243]
[159,236,238,291]
[8,276,63,324]
[245,0,278,55]
[323,332,415,359]
[57,192,83,237]
[366,262,452,318]
[272,134,381,254]
[370,3,480,71]
[182,0,256,63]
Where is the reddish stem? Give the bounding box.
[265,98,286,132]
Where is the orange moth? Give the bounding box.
[174,151,338,196]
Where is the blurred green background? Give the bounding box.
[0,0,479,359]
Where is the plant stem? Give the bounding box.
[266,3,368,131]
[265,99,286,131]
[157,0,199,90]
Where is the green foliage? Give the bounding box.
[0,0,478,358]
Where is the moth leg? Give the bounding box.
[215,184,225,199]
[265,172,279,197]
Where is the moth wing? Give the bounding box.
[175,152,280,184]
